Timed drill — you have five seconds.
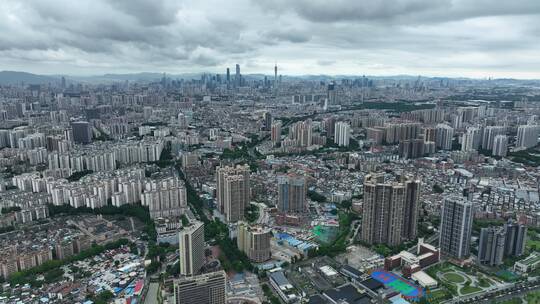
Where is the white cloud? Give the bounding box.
[0,0,539,78]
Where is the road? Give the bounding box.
[478,284,540,304]
[445,282,513,304]
[129,217,136,231]
[254,202,269,225]
[348,220,361,245]
[446,277,540,304]
[144,282,160,304]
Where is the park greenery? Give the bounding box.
[66,170,94,182]
[141,121,168,127]
[278,102,435,127]
[262,283,281,304]
[244,203,259,223]
[176,165,254,273]
[432,184,445,194]
[526,290,540,303]
[204,218,253,272]
[0,225,14,234]
[146,242,177,274]
[275,165,290,173]
[472,218,505,233]
[180,214,189,226]
[176,166,208,223]
[323,138,360,152]
[221,146,250,160]
[151,144,174,168]
[307,190,327,203]
[1,206,21,214]
[358,239,416,257]
[508,148,540,167]
[424,262,503,302]
[309,211,358,257]
[89,290,114,304]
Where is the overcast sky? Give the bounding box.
[1,0,540,78]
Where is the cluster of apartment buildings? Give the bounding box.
[7,167,188,218]
[477,220,527,266]
[360,173,421,247]
[47,138,164,176]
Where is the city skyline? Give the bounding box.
[1,1,540,303]
[1,0,540,78]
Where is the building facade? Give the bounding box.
[216,165,250,222]
[271,121,282,147]
[504,220,527,257]
[439,197,473,259]
[174,270,227,304]
[237,222,272,263]
[71,121,92,144]
[179,221,205,276]
[334,122,350,147]
[478,226,505,266]
[361,173,421,246]
[435,124,454,150]
[277,174,307,214]
[516,125,539,149]
[492,135,508,157]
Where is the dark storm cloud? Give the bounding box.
[263,28,312,44]
[255,0,540,24]
[110,0,179,26]
[1,0,540,78]
[255,0,449,23]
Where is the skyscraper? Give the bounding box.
[274,64,278,86]
[492,135,508,157]
[423,127,436,142]
[504,220,527,257]
[263,112,273,131]
[366,127,385,145]
[461,127,481,151]
[334,122,350,147]
[327,82,337,106]
[478,226,506,266]
[224,175,249,222]
[174,270,227,304]
[384,123,421,144]
[323,117,336,138]
[290,119,312,147]
[361,173,421,246]
[277,174,306,214]
[178,221,205,276]
[439,197,473,259]
[71,121,92,144]
[402,177,421,240]
[516,125,539,149]
[481,126,505,151]
[237,222,272,263]
[399,139,425,159]
[226,68,230,83]
[435,123,454,150]
[216,165,250,222]
[235,64,240,87]
[271,121,282,147]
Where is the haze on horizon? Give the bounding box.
[1,0,540,79]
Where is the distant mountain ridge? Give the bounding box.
[0,71,59,85]
[0,70,538,85]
